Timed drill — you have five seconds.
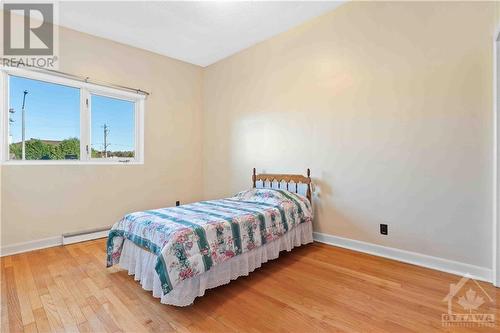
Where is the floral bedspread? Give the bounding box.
[106,188,313,295]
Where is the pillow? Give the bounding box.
[233,188,313,220]
[234,188,309,205]
[233,188,284,203]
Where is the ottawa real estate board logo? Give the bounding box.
[2,1,59,69]
[442,276,496,328]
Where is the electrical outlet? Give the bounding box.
[380,224,388,235]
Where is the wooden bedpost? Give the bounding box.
[252,168,257,188]
[306,168,312,203]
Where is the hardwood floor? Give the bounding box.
[1,239,499,333]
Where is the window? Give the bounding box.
[8,76,81,160]
[90,94,135,160]
[1,67,145,164]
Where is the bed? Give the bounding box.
[106,169,314,306]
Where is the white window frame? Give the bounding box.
[0,66,145,165]
[493,25,500,287]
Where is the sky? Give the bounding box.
[9,75,135,152]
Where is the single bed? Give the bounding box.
[106,169,314,306]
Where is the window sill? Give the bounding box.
[1,160,144,166]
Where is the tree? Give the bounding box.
[9,138,80,160]
[8,138,131,160]
[52,138,80,159]
[9,142,21,159]
[22,139,52,160]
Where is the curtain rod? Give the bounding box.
[1,60,150,96]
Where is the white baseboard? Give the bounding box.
[1,229,110,257]
[1,229,492,283]
[62,229,109,245]
[313,232,493,283]
[1,236,62,257]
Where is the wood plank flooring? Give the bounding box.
[1,239,499,332]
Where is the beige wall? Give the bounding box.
[1,2,498,270]
[497,1,500,28]
[203,1,496,268]
[1,27,204,246]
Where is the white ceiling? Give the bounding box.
[58,1,344,67]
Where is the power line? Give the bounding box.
[93,143,132,148]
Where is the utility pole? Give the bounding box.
[8,108,15,147]
[102,124,110,158]
[21,90,28,160]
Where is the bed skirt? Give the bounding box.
[117,221,313,306]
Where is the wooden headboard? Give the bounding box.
[252,168,312,203]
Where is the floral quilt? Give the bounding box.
[106,188,313,295]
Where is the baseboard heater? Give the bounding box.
[62,226,111,245]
